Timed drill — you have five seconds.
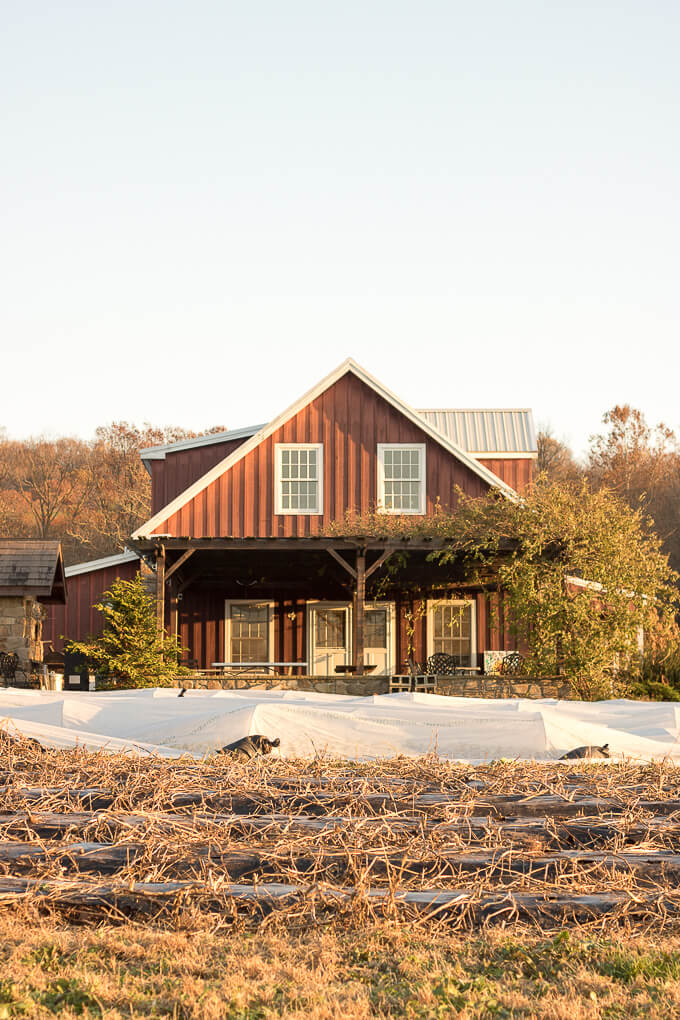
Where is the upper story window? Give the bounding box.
[377,443,426,514]
[275,443,323,514]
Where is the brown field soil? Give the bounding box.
[3,734,680,1017]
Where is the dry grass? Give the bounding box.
[3,910,680,1018]
[3,735,680,1015]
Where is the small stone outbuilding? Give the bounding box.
[0,540,67,676]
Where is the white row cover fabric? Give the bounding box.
[1,688,679,762]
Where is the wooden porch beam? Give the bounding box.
[131,537,503,553]
[327,547,357,579]
[177,570,201,595]
[165,548,195,582]
[364,549,392,580]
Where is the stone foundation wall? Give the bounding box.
[181,673,573,699]
[0,596,44,668]
[182,673,389,697]
[433,675,573,700]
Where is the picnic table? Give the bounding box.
[211,662,307,677]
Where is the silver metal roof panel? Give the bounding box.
[417,409,537,456]
[140,424,266,462]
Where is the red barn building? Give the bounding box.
[44,360,537,677]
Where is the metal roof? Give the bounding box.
[65,549,139,578]
[140,424,266,462]
[417,409,537,457]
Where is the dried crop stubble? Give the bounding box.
[2,736,680,933]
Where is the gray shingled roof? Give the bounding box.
[417,409,537,456]
[0,540,66,601]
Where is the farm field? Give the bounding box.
[3,737,680,1017]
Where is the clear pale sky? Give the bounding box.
[2,2,678,458]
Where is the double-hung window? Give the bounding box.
[427,600,476,666]
[275,444,323,514]
[225,601,273,663]
[377,444,426,514]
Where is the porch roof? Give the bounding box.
[128,534,510,597]
[128,535,505,554]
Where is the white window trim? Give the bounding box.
[275,443,324,515]
[426,598,477,665]
[224,600,275,663]
[377,443,426,515]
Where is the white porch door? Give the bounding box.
[308,602,394,676]
[364,603,394,676]
[309,603,351,675]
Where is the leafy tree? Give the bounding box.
[325,480,679,698]
[66,573,186,688]
[436,480,679,698]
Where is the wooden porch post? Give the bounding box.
[168,578,179,645]
[155,545,166,638]
[354,549,366,676]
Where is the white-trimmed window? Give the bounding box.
[275,443,323,514]
[225,601,274,663]
[426,599,476,666]
[377,444,426,514]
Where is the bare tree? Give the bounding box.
[67,422,226,561]
[0,422,225,564]
[587,406,680,573]
[1,437,92,539]
[536,428,583,484]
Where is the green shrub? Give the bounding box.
[66,572,186,689]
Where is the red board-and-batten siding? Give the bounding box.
[45,569,520,668]
[178,590,519,674]
[43,560,139,654]
[151,437,250,512]
[150,373,500,538]
[476,458,532,495]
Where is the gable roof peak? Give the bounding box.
[132,357,517,539]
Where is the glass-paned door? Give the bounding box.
[428,601,474,666]
[308,604,350,674]
[226,602,272,663]
[364,604,393,676]
[308,602,394,676]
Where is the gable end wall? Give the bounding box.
[151,437,252,512]
[153,373,494,538]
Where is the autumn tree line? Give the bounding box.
[1,406,679,573]
[0,422,224,565]
[537,405,680,577]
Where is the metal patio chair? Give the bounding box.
[425,653,459,676]
[0,652,20,685]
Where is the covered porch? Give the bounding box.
[129,536,521,680]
